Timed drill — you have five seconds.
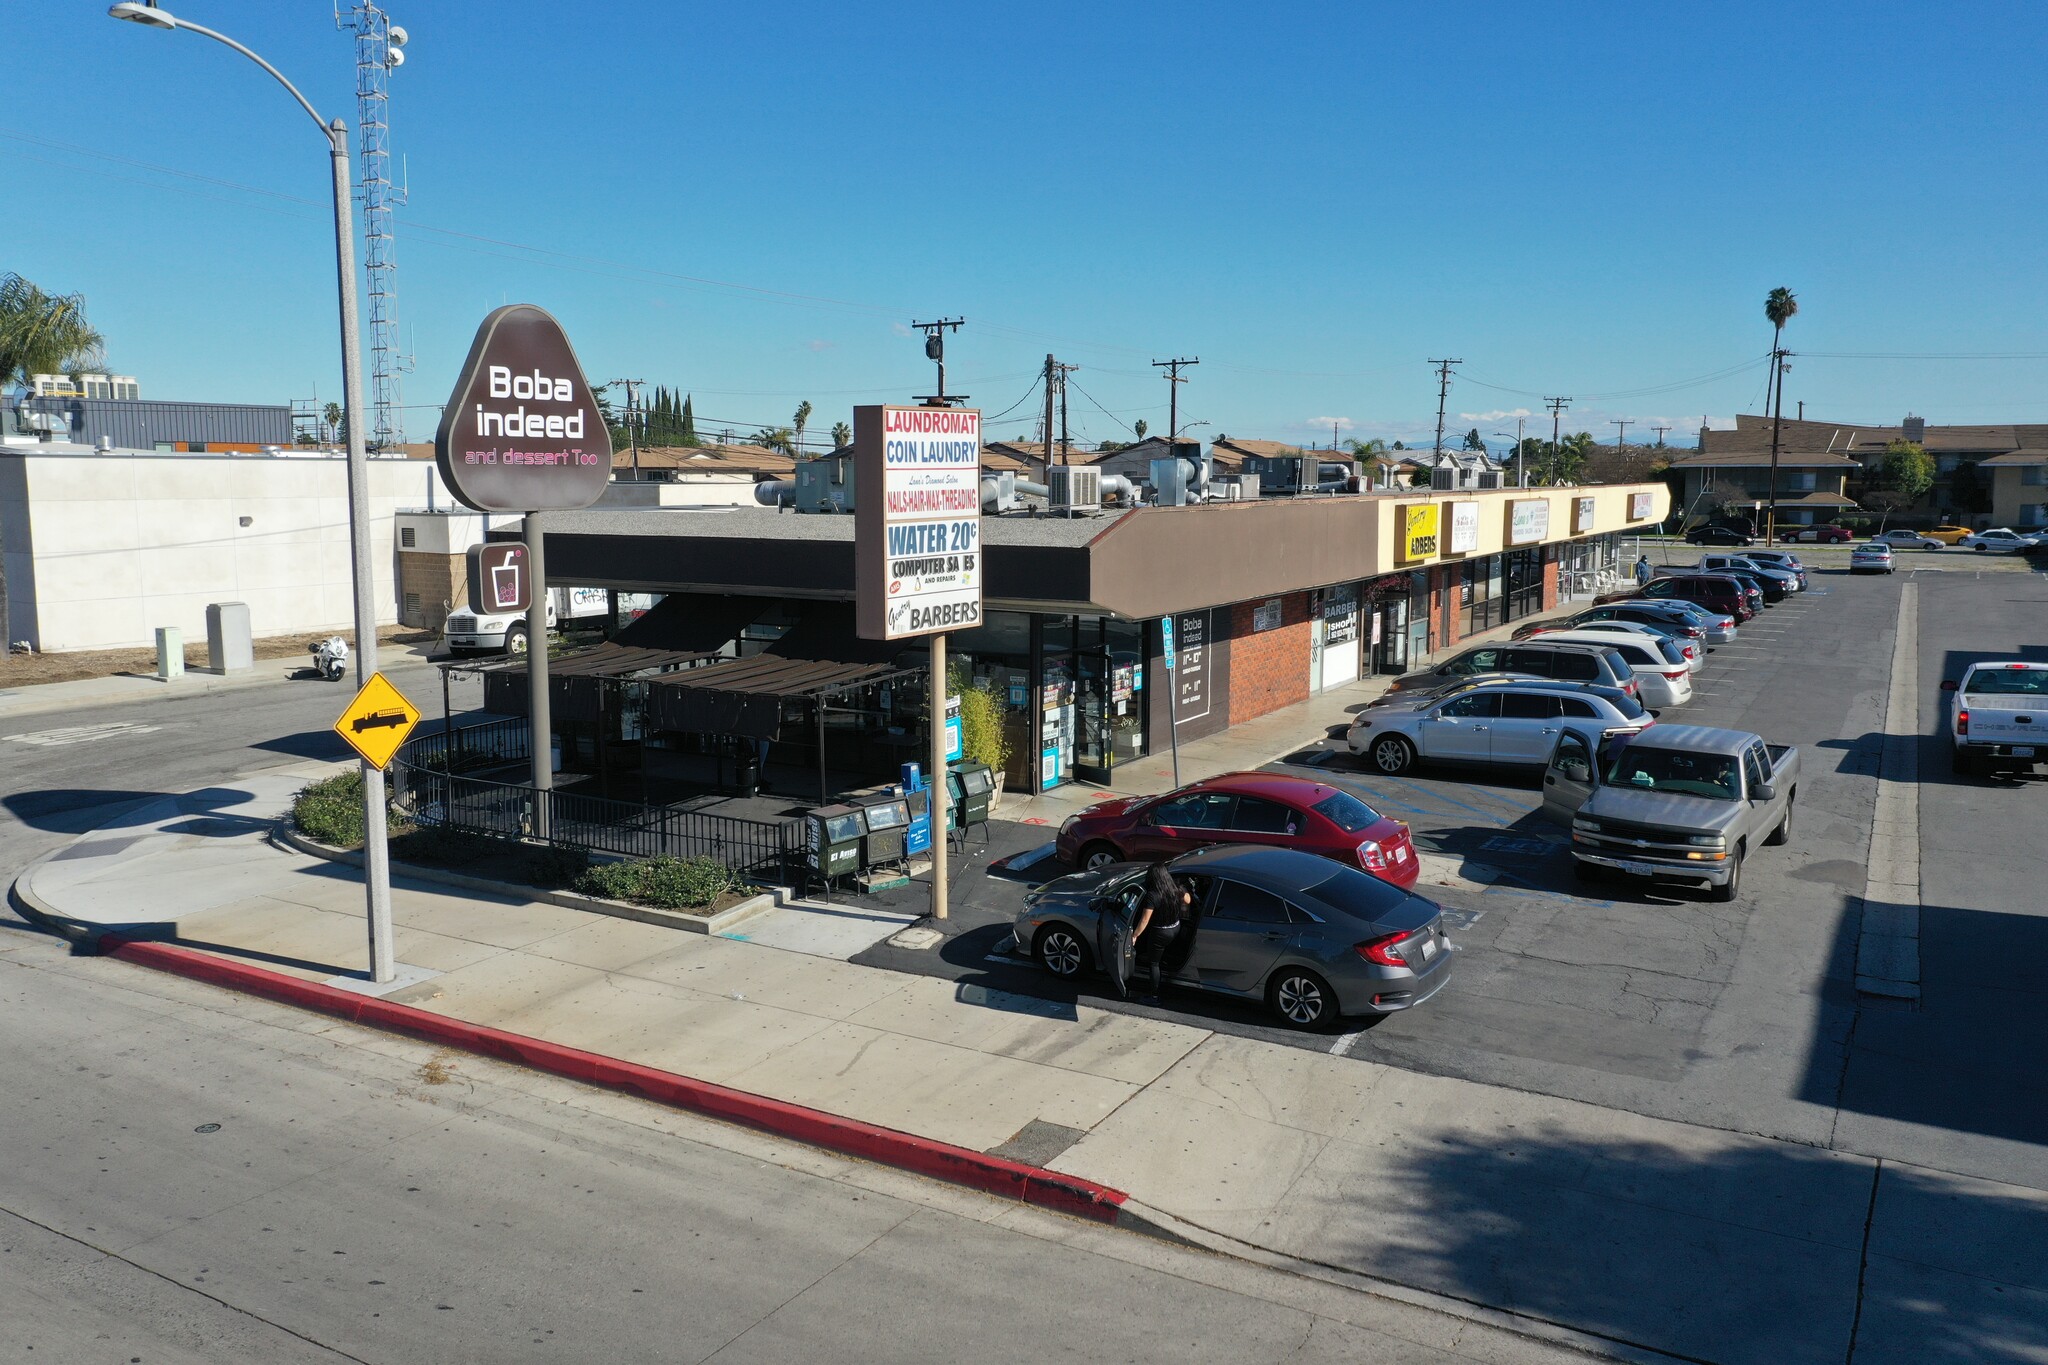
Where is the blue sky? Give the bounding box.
[10,1,2048,452]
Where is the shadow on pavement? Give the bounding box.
[2,786,255,833]
[1344,1124,2045,1365]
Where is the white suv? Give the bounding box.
[1528,630,1694,708]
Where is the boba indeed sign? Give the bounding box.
[855,404,984,640]
[434,304,613,513]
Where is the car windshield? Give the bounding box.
[1604,745,1740,799]
[1963,668,2048,696]
[1311,789,1382,833]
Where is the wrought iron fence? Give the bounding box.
[390,759,803,886]
[400,716,531,773]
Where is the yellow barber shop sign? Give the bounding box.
[1400,503,1441,562]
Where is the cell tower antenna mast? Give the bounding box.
[337,3,410,450]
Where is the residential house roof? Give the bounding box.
[612,442,798,477]
[1668,448,1861,469]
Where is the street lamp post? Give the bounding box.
[110,1,397,983]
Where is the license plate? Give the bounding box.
[1420,936,1437,959]
[2014,747,2036,759]
[1394,845,1409,862]
[1619,859,1659,877]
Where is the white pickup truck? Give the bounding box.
[1943,659,2048,776]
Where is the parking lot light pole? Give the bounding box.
[109,1,396,984]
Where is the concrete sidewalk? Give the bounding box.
[0,642,432,721]
[16,772,2047,1365]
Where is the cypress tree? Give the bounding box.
[680,393,699,447]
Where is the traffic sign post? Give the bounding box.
[333,672,421,770]
[1162,616,1181,788]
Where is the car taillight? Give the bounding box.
[1357,839,1387,871]
[1665,668,1688,681]
[1356,930,1414,967]
[1958,709,1969,735]
[1623,679,1638,695]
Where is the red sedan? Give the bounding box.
[1054,771,1420,888]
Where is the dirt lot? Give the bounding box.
[0,626,437,689]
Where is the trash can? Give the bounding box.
[733,750,760,798]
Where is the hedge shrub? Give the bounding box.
[292,771,405,848]
[575,855,746,910]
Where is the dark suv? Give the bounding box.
[1639,573,1753,621]
[1388,640,1639,699]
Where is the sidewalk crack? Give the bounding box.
[1844,1158,1883,1365]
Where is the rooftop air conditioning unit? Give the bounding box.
[793,456,856,513]
[1430,466,1458,490]
[1048,464,1101,513]
[1149,456,1187,506]
[1245,453,1310,494]
[1476,469,1502,489]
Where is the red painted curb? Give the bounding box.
[101,935,1129,1224]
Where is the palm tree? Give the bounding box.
[1133,419,1148,440]
[752,426,797,455]
[830,421,851,449]
[792,400,812,456]
[1764,287,1799,541]
[1345,437,1389,457]
[0,273,106,388]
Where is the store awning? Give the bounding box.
[472,643,720,722]
[644,655,905,740]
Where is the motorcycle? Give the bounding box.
[309,635,350,682]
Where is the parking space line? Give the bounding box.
[1328,1028,1369,1057]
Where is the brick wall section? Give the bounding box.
[1438,565,1461,649]
[397,552,466,630]
[1542,554,1560,611]
[1226,591,1312,725]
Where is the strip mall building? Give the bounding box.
[533,480,1668,796]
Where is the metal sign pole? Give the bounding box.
[526,512,552,839]
[930,633,948,921]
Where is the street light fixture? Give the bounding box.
[108,1,398,984]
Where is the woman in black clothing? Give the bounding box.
[1130,861,1191,1002]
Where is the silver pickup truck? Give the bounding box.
[1943,659,2048,775]
[1540,723,1798,902]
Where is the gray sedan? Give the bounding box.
[1013,844,1453,1029]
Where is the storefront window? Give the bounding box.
[1461,554,1504,636]
[1504,547,1544,621]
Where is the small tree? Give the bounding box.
[1133,419,1148,439]
[830,420,851,449]
[679,393,699,447]
[752,426,796,455]
[1463,427,1485,451]
[1876,439,1934,506]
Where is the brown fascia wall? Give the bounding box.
[1225,592,1313,725]
[1086,497,1388,621]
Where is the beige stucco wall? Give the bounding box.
[1989,465,2048,529]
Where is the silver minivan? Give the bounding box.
[1388,640,1641,702]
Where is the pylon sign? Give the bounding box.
[333,672,421,770]
[434,304,613,513]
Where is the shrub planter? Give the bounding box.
[275,825,779,936]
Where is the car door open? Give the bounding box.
[1542,728,1600,823]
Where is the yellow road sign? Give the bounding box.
[333,671,421,769]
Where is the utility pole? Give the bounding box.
[1055,362,1078,467]
[1429,359,1462,462]
[912,317,965,406]
[1041,354,1057,479]
[1765,350,1791,544]
[1154,356,1199,453]
[611,377,643,480]
[1613,418,1631,454]
[1652,424,1670,448]
[1544,396,1572,485]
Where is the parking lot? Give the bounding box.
[855,560,2048,1167]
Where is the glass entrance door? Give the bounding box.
[1074,650,1114,784]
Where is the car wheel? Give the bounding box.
[1078,841,1122,872]
[1767,797,1793,846]
[505,625,529,655]
[1268,967,1337,1030]
[1370,735,1417,775]
[1711,847,1742,902]
[1035,925,1090,979]
[1974,543,1988,553]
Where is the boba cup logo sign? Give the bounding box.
[434,304,613,512]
